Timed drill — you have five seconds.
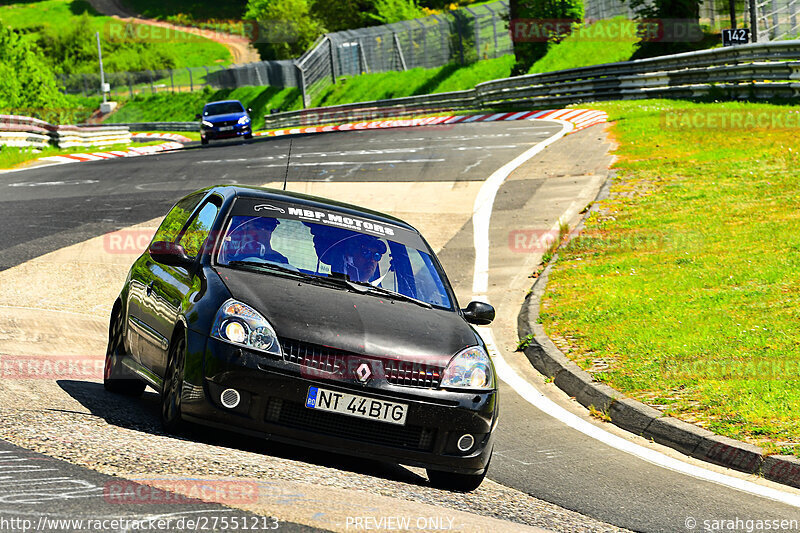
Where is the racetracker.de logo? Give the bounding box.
[0,355,104,380]
[104,479,259,505]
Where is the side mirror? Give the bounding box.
[195,113,202,120]
[462,301,495,326]
[149,241,193,268]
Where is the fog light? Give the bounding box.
[457,434,475,452]
[220,388,241,409]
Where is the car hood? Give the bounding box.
[215,266,478,367]
[205,112,246,123]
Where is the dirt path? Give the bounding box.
[87,0,262,64]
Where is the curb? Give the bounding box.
[517,175,800,490]
[132,133,193,143]
[257,109,608,137]
[37,141,185,165]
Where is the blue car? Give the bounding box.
[197,100,253,145]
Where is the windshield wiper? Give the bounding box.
[348,281,433,308]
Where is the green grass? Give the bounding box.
[0,0,231,69]
[0,140,163,170]
[107,86,302,130]
[528,17,639,74]
[541,99,800,455]
[313,55,514,107]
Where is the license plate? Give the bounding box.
[219,126,234,131]
[305,386,407,426]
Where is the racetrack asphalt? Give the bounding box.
[1,121,799,532]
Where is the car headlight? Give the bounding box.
[238,116,250,125]
[440,346,495,390]
[211,299,281,357]
[202,120,214,128]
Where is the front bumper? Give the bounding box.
[201,124,251,140]
[182,334,497,474]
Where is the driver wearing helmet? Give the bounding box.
[343,235,387,283]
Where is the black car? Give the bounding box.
[105,185,498,491]
[196,100,253,145]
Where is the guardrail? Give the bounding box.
[263,40,800,130]
[101,122,200,132]
[0,115,132,149]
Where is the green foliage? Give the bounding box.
[627,0,706,58]
[528,17,638,74]
[0,20,71,119]
[0,0,231,75]
[245,0,324,60]
[509,0,584,75]
[543,99,800,451]
[35,12,179,75]
[312,55,513,107]
[309,0,371,32]
[367,0,425,24]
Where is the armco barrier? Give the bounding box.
[0,115,132,149]
[263,40,800,130]
[101,122,199,132]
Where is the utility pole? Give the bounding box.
[749,0,759,41]
[729,0,737,28]
[96,31,107,104]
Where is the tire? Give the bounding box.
[201,137,209,145]
[244,133,253,140]
[104,309,146,397]
[426,450,491,492]
[426,468,487,492]
[161,332,187,434]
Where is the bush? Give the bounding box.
[0,21,70,121]
[35,12,178,76]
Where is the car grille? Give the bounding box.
[265,398,436,451]
[280,339,443,388]
[214,120,238,127]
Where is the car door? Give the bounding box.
[142,196,221,378]
[126,192,204,370]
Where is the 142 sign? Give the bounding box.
[722,28,750,46]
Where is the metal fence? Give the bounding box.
[262,39,800,129]
[584,0,800,41]
[61,66,228,99]
[295,1,511,107]
[61,1,511,108]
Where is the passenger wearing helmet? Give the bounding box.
[225,216,289,264]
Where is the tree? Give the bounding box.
[628,0,704,58]
[509,0,583,75]
[0,21,69,121]
[245,0,325,60]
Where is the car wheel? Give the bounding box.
[104,309,146,396]
[426,450,491,492]
[201,137,209,145]
[244,132,253,140]
[161,333,187,433]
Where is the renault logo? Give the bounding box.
[355,363,372,383]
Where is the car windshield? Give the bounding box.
[216,210,453,310]
[204,102,244,116]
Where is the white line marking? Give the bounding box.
[479,327,800,508]
[469,120,800,508]
[462,160,483,174]
[247,159,445,169]
[471,120,574,297]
